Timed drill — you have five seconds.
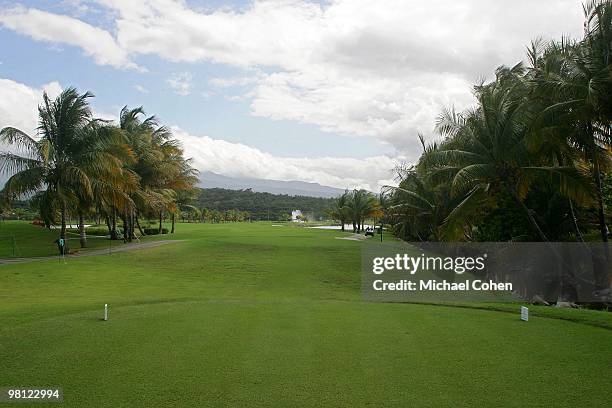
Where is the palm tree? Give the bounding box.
[0,88,104,253]
[328,190,350,231]
[385,165,458,241]
[423,67,592,241]
[119,107,171,238]
[166,156,199,233]
[70,121,133,247]
[174,188,198,229]
[385,135,469,241]
[527,1,611,242]
[346,189,377,232]
[118,106,197,237]
[200,207,210,223]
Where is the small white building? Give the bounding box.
[291,210,303,222]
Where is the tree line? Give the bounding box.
[195,187,333,221]
[385,1,611,244]
[0,88,197,253]
[179,206,252,223]
[328,189,383,232]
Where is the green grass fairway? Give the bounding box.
[1,222,611,407]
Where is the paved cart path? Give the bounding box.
[0,240,182,265]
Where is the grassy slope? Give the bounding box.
[0,222,611,407]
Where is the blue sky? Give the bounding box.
[0,8,387,158]
[0,0,584,190]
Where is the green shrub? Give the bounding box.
[67,228,109,236]
[143,228,169,235]
[85,228,111,236]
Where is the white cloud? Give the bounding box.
[0,78,118,133]
[0,77,397,190]
[0,78,62,136]
[62,0,92,16]
[166,72,193,96]
[0,6,140,70]
[249,70,474,149]
[173,127,400,191]
[209,76,261,88]
[92,110,117,122]
[90,0,582,152]
[134,84,149,93]
[0,1,585,155]
[0,79,61,187]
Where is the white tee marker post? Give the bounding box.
[104,304,108,321]
[520,306,529,321]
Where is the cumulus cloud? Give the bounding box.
[0,6,140,70]
[249,70,474,149]
[96,0,583,150]
[0,78,61,186]
[209,76,260,88]
[0,77,399,191]
[166,72,193,96]
[0,78,118,133]
[173,127,400,191]
[0,1,584,154]
[0,78,62,136]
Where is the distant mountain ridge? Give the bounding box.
[0,172,346,199]
[198,171,346,198]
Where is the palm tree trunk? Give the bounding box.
[125,205,133,242]
[105,214,111,236]
[135,214,145,236]
[60,200,68,254]
[159,211,163,234]
[586,139,611,294]
[593,157,608,243]
[127,210,132,241]
[130,210,136,239]
[121,211,128,243]
[78,212,87,248]
[568,199,585,242]
[60,205,66,240]
[341,218,345,231]
[111,209,117,240]
[586,122,609,243]
[508,186,548,241]
[126,210,132,242]
[129,208,134,242]
[171,213,176,233]
[592,155,611,288]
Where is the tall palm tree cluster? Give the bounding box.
[329,189,382,232]
[386,1,612,244]
[0,88,198,252]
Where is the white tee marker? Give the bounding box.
[104,304,108,321]
[520,306,529,322]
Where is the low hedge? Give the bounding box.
[143,228,169,235]
[85,228,111,236]
[66,227,109,236]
